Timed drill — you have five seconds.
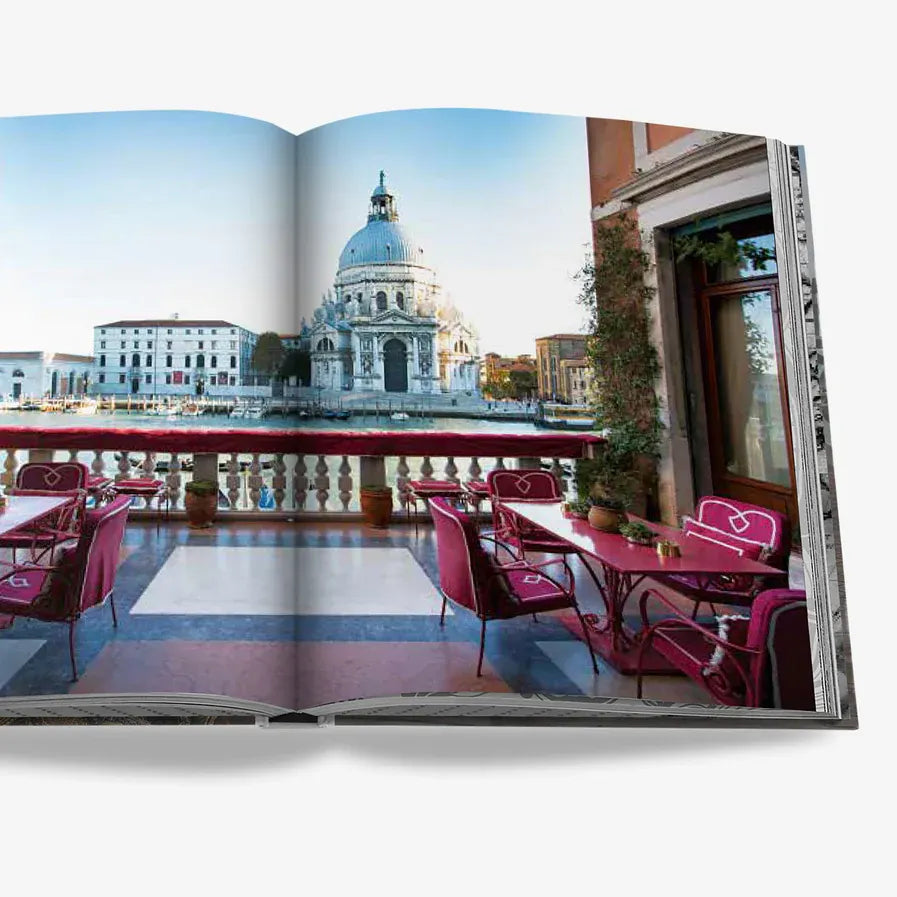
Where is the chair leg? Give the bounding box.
[691,601,701,620]
[110,592,118,628]
[477,618,487,677]
[439,595,447,626]
[573,604,599,675]
[68,619,78,681]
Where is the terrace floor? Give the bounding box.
[0,519,805,711]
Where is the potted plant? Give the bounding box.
[359,485,393,528]
[586,496,626,533]
[565,497,591,520]
[575,449,638,534]
[184,479,218,529]
[618,520,656,546]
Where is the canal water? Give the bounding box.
[0,410,537,435]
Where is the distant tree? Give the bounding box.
[250,332,285,377]
[508,369,537,400]
[281,348,311,386]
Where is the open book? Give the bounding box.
[0,108,855,728]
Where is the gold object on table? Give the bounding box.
[656,539,681,558]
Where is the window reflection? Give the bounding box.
[711,290,790,487]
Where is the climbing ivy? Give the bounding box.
[576,216,663,508]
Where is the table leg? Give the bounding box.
[574,559,678,675]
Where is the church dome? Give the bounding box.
[337,171,429,271]
[338,219,426,270]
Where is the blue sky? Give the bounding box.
[1,108,591,356]
[0,110,296,353]
[298,108,592,354]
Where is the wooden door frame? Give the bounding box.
[695,272,798,523]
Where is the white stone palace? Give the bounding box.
[306,172,480,394]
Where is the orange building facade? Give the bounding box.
[585,120,796,527]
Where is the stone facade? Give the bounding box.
[0,351,94,400]
[306,173,479,394]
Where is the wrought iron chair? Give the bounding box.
[0,461,89,562]
[430,496,598,677]
[486,469,574,561]
[106,477,170,534]
[0,495,131,680]
[636,587,813,709]
[661,496,791,617]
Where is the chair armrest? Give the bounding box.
[523,556,575,591]
[0,562,52,586]
[479,533,521,562]
[637,588,761,699]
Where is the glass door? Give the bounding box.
[698,276,797,523]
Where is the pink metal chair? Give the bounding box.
[486,469,575,561]
[430,496,599,677]
[636,588,813,709]
[0,461,89,561]
[661,496,791,617]
[405,478,469,537]
[0,495,131,680]
[107,477,170,533]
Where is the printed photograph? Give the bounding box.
[0,108,816,718]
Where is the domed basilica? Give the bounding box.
[306,172,480,394]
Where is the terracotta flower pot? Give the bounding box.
[588,504,623,533]
[360,487,393,528]
[184,491,218,529]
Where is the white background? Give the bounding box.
[1,2,890,894]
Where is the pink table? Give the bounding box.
[501,501,781,674]
[0,494,72,538]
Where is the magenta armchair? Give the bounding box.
[430,496,598,677]
[662,496,791,617]
[0,495,131,680]
[486,469,577,561]
[0,461,90,561]
[636,588,814,709]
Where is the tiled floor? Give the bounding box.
[0,519,800,710]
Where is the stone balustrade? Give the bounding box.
[0,427,602,519]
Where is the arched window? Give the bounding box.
[317,337,334,352]
[132,353,141,367]
[396,292,404,310]
[196,354,205,368]
[376,291,387,311]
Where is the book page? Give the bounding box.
[0,110,300,715]
[287,110,850,722]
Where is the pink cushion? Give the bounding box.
[113,478,164,489]
[0,568,47,612]
[408,480,466,495]
[683,518,765,558]
[683,518,768,593]
[485,558,572,617]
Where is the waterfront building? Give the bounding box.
[306,172,480,394]
[585,120,794,525]
[0,351,94,401]
[558,358,592,406]
[89,318,257,397]
[535,334,587,402]
[481,352,537,399]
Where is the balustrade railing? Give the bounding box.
[0,427,602,520]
